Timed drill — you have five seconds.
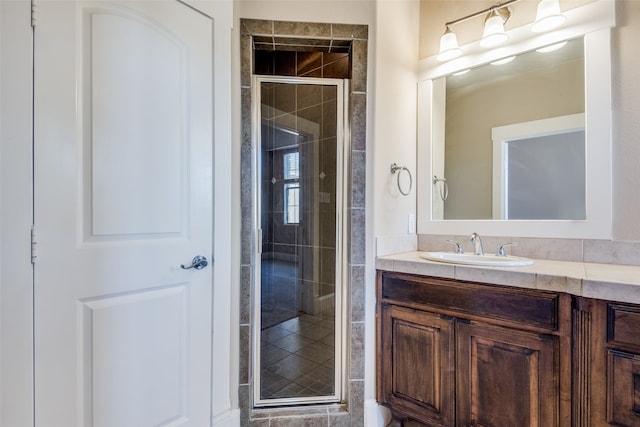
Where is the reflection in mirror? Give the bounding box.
[492,113,585,220]
[256,78,344,406]
[433,38,584,220]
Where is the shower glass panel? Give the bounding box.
[254,77,345,406]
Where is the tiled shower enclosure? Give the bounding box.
[239,19,368,426]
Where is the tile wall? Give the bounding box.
[418,234,640,266]
[239,19,369,426]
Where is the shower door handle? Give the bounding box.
[180,255,209,270]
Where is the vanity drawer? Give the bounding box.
[608,303,640,350]
[380,272,559,330]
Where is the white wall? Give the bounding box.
[368,1,420,424]
[611,0,640,240]
[373,0,420,250]
[236,0,374,25]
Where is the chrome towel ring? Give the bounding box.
[390,163,412,196]
[433,175,449,201]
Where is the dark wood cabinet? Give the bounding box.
[605,303,640,427]
[377,271,572,427]
[379,304,454,426]
[607,349,640,426]
[456,321,559,426]
[570,297,640,427]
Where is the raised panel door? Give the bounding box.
[33,1,214,425]
[379,304,455,426]
[456,321,559,427]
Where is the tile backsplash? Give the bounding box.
[414,234,640,267]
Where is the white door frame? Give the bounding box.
[0,1,238,425]
[0,1,35,425]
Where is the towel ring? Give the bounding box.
[390,163,412,196]
[433,176,449,201]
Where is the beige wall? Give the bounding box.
[420,0,640,241]
[611,0,640,240]
[372,0,421,240]
[444,58,584,219]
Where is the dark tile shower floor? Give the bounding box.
[260,313,335,399]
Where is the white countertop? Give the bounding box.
[376,251,640,305]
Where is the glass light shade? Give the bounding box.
[437,27,462,62]
[491,55,516,65]
[453,69,470,76]
[531,0,566,32]
[480,12,509,48]
[536,40,568,53]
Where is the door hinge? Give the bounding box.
[31,0,37,28]
[31,225,38,264]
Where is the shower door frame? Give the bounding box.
[252,75,349,407]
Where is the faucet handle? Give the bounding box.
[445,239,464,254]
[496,242,517,257]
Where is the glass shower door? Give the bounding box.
[255,77,346,405]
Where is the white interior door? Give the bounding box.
[33,1,214,426]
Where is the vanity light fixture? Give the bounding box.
[531,0,566,32]
[480,7,510,48]
[437,26,463,61]
[436,0,566,62]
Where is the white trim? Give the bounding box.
[417,1,615,239]
[212,408,241,427]
[491,113,585,219]
[364,399,392,427]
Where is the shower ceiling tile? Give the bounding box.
[297,51,323,77]
[273,36,332,52]
[323,55,350,79]
[330,39,353,53]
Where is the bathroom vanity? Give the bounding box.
[376,253,640,427]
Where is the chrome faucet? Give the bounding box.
[470,233,484,255]
[446,239,464,254]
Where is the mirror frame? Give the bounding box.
[417,0,616,239]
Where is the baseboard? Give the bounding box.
[213,408,241,427]
[364,399,392,427]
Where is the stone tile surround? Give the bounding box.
[376,231,640,306]
[239,19,368,427]
[417,234,640,267]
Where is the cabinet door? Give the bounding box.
[457,321,558,427]
[607,349,640,427]
[379,304,455,426]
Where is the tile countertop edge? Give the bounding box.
[376,251,640,305]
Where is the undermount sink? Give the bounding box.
[420,252,534,267]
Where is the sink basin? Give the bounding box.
[420,252,534,267]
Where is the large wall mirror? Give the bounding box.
[417,0,615,238]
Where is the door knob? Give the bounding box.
[180,255,208,270]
